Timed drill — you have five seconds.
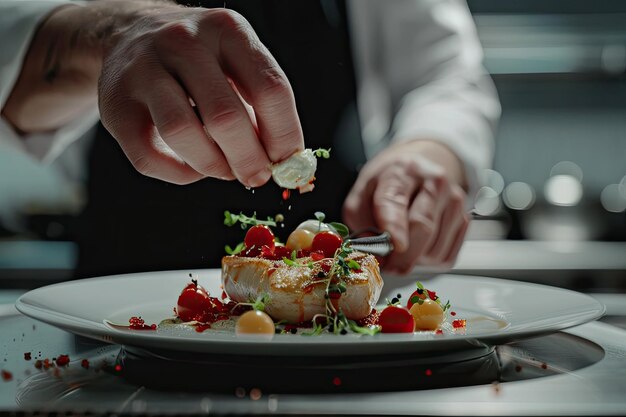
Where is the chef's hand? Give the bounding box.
[100,5,303,186]
[4,2,304,187]
[343,140,470,274]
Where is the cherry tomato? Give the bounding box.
[244,225,275,252]
[406,290,426,310]
[378,305,415,333]
[407,289,439,310]
[311,231,342,258]
[409,299,444,331]
[235,310,275,337]
[176,281,211,322]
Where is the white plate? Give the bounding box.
[15,270,604,357]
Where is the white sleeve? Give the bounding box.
[0,0,99,163]
[349,0,500,193]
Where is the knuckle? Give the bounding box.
[408,213,436,235]
[154,22,204,60]
[206,100,244,130]
[206,8,249,34]
[256,68,291,103]
[234,152,262,173]
[264,127,302,158]
[158,114,195,141]
[197,158,230,178]
[156,21,197,46]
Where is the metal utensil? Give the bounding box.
[345,231,394,257]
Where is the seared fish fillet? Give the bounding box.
[222,252,383,323]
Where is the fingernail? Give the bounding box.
[246,169,271,188]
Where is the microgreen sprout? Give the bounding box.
[224,210,279,229]
[232,293,270,313]
[313,148,331,159]
[314,211,325,231]
[225,242,245,255]
[386,293,403,306]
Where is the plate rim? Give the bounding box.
[15,270,606,356]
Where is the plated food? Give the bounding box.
[153,212,462,337]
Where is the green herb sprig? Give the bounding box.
[299,240,377,336]
[224,210,278,230]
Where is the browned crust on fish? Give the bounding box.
[222,252,383,323]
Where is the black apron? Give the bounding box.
[75,0,364,278]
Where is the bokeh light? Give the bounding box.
[483,169,505,195]
[544,175,583,206]
[474,186,501,216]
[503,182,536,210]
[600,183,626,213]
[549,161,583,182]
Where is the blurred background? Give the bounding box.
[0,0,625,290]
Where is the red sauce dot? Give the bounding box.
[332,377,342,386]
[24,352,31,361]
[195,323,211,333]
[452,319,466,329]
[128,316,157,330]
[541,363,548,369]
[81,359,90,369]
[450,311,457,316]
[56,354,70,367]
[1,370,12,382]
[282,189,291,201]
[425,369,432,376]
[114,364,122,372]
[34,360,43,370]
[435,329,443,335]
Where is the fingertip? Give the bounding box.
[243,168,272,188]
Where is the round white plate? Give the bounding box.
[15,270,605,357]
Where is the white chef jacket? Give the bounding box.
[0,0,500,191]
